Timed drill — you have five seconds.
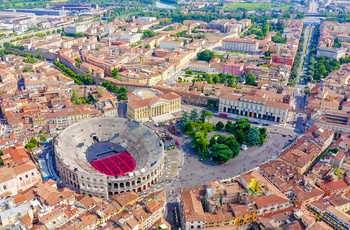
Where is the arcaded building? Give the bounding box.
[54,117,164,199]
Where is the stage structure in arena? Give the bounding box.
[54,117,164,199]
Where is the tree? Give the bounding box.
[71,89,81,105]
[200,110,213,122]
[25,137,39,150]
[259,128,267,144]
[216,121,224,131]
[245,72,256,86]
[181,111,190,124]
[225,136,240,157]
[75,57,82,68]
[304,86,310,95]
[333,37,341,48]
[247,127,261,146]
[211,144,233,163]
[111,68,119,79]
[40,135,47,142]
[185,70,193,75]
[197,49,216,62]
[190,109,199,121]
[23,67,32,72]
[145,44,151,48]
[225,120,233,132]
[142,29,158,38]
[192,131,209,154]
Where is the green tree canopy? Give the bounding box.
[225,136,240,157]
[192,131,209,154]
[211,144,233,163]
[216,121,224,131]
[190,109,199,121]
[245,72,257,86]
[225,120,233,132]
[197,49,216,62]
[111,68,119,79]
[247,127,261,146]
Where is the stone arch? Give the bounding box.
[120,182,124,188]
[126,181,130,187]
[132,181,135,186]
[114,183,118,189]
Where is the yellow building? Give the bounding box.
[127,89,181,121]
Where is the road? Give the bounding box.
[308,0,319,14]
[294,25,315,110]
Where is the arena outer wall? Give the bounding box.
[54,117,164,199]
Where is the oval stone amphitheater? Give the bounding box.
[54,117,164,199]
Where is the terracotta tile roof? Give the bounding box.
[111,191,139,207]
[159,92,181,100]
[180,186,206,222]
[255,194,289,209]
[80,213,99,227]
[320,179,349,192]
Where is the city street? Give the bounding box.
[294,25,315,111]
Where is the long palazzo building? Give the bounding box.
[219,90,291,123]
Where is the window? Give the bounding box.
[31,172,34,176]
[3,185,7,191]
[25,175,28,179]
[19,177,22,181]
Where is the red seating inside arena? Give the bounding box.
[91,152,136,176]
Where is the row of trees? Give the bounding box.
[289,26,305,82]
[53,60,93,85]
[182,72,243,87]
[100,81,128,101]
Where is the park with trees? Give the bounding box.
[180,109,267,164]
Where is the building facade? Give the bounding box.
[127,91,181,122]
[222,38,259,53]
[218,91,290,123]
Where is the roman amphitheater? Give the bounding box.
[54,117,164,199]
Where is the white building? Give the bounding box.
[317,47,346,59]
[222,38,259,53]
[137,17,157,23]
[64,24,87,34]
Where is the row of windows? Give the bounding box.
[19,172,35,181]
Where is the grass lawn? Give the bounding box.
[222,2,291,11]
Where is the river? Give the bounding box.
[155,1,177,9]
